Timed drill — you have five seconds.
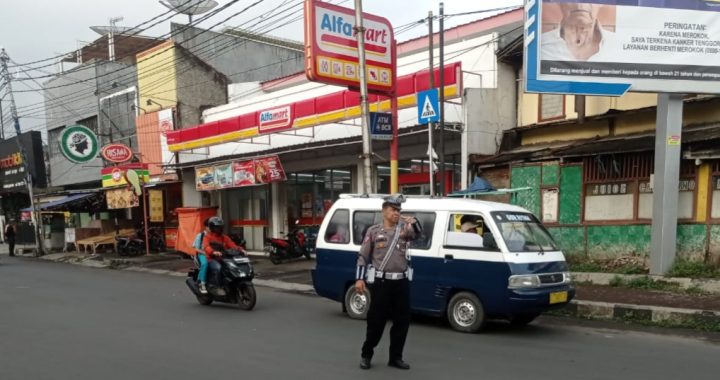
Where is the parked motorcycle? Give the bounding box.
[264,223,312,265]
[116,227,166,256]
[185,242,256,310]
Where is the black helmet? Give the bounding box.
[208,216,224,233]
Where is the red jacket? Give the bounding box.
[202,232,240,257]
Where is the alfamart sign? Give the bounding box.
[304,0,396,94]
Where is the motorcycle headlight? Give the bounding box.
[508,274,540,289]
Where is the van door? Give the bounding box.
[400,211,440,314]
[438,213,510,314]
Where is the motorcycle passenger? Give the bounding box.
[202,217,244,287]
[192,218,211,294]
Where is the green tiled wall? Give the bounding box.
[676,224,707,261]
[559,166,582,225]
[586,225,651,258]
[510,166,541,216]
[542,164,559,186]
[548,227,585,256]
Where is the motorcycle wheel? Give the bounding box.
[270,252,282,265]
[196,294,213,306]
[236,284,256,310]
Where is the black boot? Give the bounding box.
[388,359,410,370]
[360,357,371,370]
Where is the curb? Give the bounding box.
[556,300,720,331]
[572,272,720,294]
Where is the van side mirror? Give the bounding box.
[482,232,498,250]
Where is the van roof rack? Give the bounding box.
[338,193,440,199]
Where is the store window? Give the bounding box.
[583,154,696,221]
[286,168,353,227]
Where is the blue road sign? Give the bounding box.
[370,112,393,141]
[417,89,440,124]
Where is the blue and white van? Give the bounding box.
[312,194,575,333]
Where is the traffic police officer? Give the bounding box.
[355,194,420,370]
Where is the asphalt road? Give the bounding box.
[1,256,719,380]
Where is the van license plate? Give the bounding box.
[549,291,568,304]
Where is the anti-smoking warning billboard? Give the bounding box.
[304,0,396,94]
[525,0,720,94]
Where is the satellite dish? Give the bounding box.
[160,0,219,21]
[90,26,137,36]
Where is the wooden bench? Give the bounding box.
[76,229,135,254]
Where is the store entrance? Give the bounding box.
[223,186,269,251]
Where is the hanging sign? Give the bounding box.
[304,0,396,94]
[59,125,99,164]
[101,143,133,163]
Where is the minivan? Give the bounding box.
[312,194,575,333]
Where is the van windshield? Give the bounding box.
[491,211,558,252]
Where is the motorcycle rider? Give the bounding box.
[192,218,211,294]
[202,216,245,288]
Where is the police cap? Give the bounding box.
[382,193,405,210]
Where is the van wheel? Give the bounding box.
[344,286,371,320]
[447,292,486,333]
[510,313,539,326]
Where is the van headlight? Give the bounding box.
[508,274,540,289]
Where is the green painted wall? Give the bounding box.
[559,165,582,225]
[542,164,559,186]
[676,224,707,261]
[709,225,720,265]
[548,227,585,256]
[511,166,541,216]
[586,225,651,258]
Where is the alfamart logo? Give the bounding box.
[258,106,292,132]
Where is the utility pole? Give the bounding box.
[354,0,374,194]
[427,11,435,196]
[0,49,45,256]
[438,2,446,196]
[0,100,5,140]
[108,16,124,62]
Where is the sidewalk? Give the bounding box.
[3,248,719,330]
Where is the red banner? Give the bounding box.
[233,161,256,187]
[255,156,287,184]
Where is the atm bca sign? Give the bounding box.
[304,0,396,94]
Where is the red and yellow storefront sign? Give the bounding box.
[166,62,463,152]
[101,163,150,188]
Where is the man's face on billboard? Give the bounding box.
[560,3,600,48]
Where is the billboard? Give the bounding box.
[0,131,47,192]
[525,0,720,94]
[304,0,396,94]
[196,156,287,191]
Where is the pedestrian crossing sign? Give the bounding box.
[417,89,440,124]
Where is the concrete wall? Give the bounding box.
[44,61,102,187]
[137,41,179,113]
[175,50,228,129]
[97,61,138,149]
[171,24,305,84]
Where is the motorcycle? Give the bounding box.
[185,242,256,310]
[264,224,312,265]
[116,227,166,256]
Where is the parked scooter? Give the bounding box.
[264,221,312,265]
[185,242,256,310]
[116,227,166,256]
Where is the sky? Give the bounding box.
[0,0,523,136]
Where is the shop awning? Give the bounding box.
[21,193,98,212]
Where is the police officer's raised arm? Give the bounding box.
[355,227,375,293]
